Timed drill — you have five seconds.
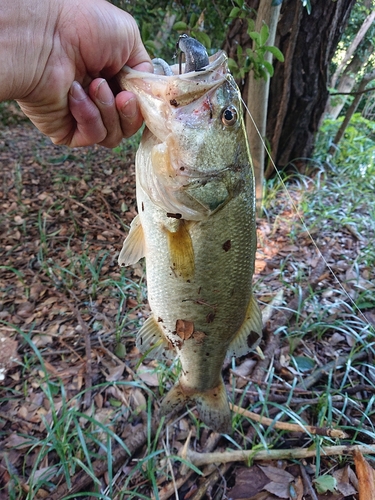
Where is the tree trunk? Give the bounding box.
[327,40,373,119]
[224,0,356,172]
[246,1,281,212]
[267,0,356,170]
[329,70,375,155]
[330,9,375,89]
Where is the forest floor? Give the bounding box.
[1,102,375,500]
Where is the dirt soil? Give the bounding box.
[1,103,375,499]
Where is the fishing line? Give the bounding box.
[225,75,372,330]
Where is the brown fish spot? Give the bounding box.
[222,239,231,252]
[167,212,182,219]
[206,311,216,323]
[247,331,260,347]
[170,99,179,107]
[157,317,164,323]
[141,202,144,212]
[176,319,194,341]
[192,331,206,345]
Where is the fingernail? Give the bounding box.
[121,97,137,119]
[70,81,87,101]
[96,79,114,105]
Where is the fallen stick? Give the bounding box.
[66,196,125,237]
[158,431,222,500]
[296,350,367,390]
[189,462,231,500]
[186,445,375,467]
[230,404,348,439]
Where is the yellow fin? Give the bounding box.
[137,315,175,360]
[118,215,145,267]
[160,378,231,434]
[166,220,194,280]
[227,293,263,358]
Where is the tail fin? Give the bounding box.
[160,379,231,433]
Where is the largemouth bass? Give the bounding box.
[117,37,262,433]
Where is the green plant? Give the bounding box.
[227,1,284,80]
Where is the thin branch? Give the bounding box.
[300,464,319,500]
[296,350,368,390]
[330,86,375,96]
[66,196,125,237]
[189,463,231,500]
[230,404,348,439]
[186,445,375,468]
[158,432,222,500]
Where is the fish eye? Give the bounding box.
[221,106,238,126]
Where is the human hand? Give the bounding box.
[1,0,152,147]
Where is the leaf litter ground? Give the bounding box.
[1,103,375,499]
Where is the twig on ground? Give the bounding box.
[66,196,125,237]
[186,445,375,467]
[297,350,368,390]
[300,464,319,500]
[190,463,231,500]
[159,432,222,500]
[58,294,93,409]
[230,404,348,439]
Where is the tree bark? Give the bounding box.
[266,0,356,169]
[326,40,373,119]
[224,0,356,172]
[329,70,375,154]
[330,9,375,89]
[246,0,281,211]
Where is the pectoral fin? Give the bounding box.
[136,315,175,360]
[227,293,263,358]
[118,215,145,267]
[166,220,195,280]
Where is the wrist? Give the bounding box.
[0,0,60,101]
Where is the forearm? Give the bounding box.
[0,0,58,101]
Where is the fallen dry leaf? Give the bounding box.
[260,465,294,499]
[333,465,357,496]
[229,466,269,499]
[353,448,375,500]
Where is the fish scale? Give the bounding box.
[117,42,263,433]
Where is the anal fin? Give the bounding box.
[227,293,263,358]
[137,315,175,360]
[160,378,231,434]
[118,215,145,267]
